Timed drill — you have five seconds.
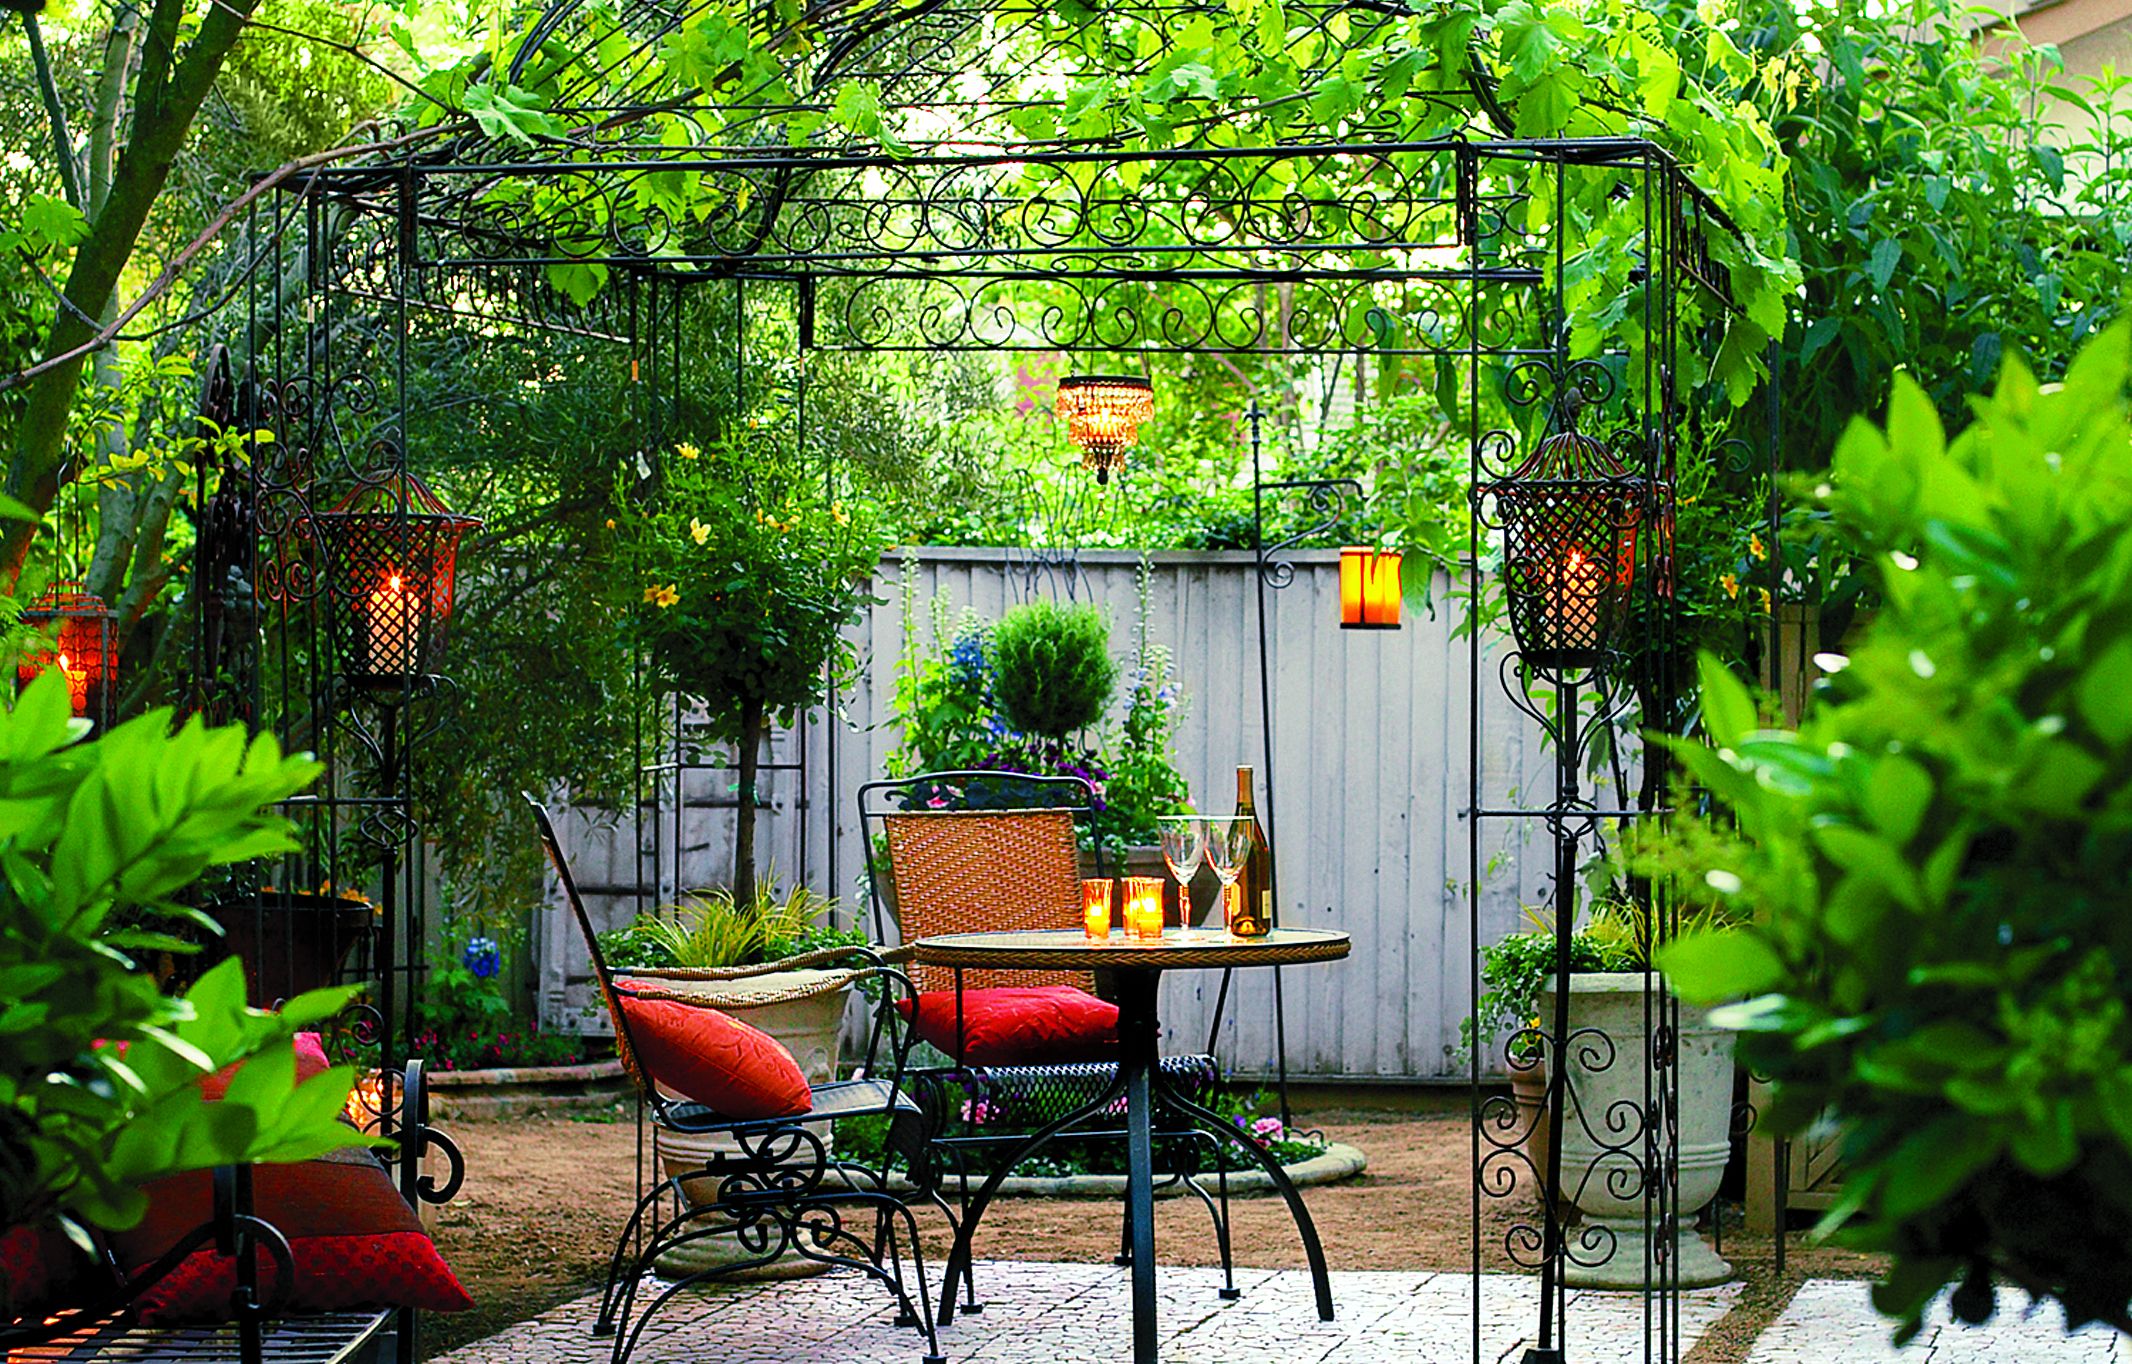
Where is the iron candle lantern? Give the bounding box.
[1480,428,1644,671]
[1054,374,1154,484]
[16,581,116,723]
[313,472,482,683]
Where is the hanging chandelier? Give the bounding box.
[1054,374,1154,483]
[16,581,115,723]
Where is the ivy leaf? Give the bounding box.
[462,83,565,146]
[22,194,87,249]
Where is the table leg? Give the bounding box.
[1153,1077,1336,1322]
[1118,970,1161,1364]
[938,1069,1128,1327]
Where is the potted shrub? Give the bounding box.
[1655,328,2132,1341]
[1474,896,1737,1287]
[609,435,886,908]
[411,934,620,1119]
[599,879,868,1277]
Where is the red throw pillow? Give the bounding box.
[898,986,1119,1064]
[110,1150,473,1322]
[615,993,813,1120]
[200,1031,332,1101]
[1,1222,93,1323]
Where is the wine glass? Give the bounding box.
[1158,815,1206,938]
[1200,816,1248,936]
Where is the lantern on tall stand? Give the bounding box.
[16,582,116,725]
[312,473,481,684]
[1477,427,1645,672]
[1055,374,1154,484]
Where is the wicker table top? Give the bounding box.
[909,927,1350,972]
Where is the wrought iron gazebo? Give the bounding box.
[230,1,1759,1358]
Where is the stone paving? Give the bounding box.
[1745,1278,2130,1363]
[432,1261,1742,1364]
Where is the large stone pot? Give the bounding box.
[621,969,854,1281]
[1538,972,1734,1288]
[208,892,376,1007]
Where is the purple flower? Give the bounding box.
[464,936,501,979]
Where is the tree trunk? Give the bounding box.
[733,697,764,908]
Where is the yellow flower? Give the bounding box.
[689,518,710,545]
[1757,587,1773,614]
[1719,572,1739,599]
[833,505,850,526]
[1748,533,1767,561]
[675,442,700,461]
[604,518,617,530]
[643,583,680,608]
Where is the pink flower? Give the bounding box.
[928,795,950,808]
[1251,1116,1284,1140]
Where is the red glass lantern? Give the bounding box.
[1055,375,1154,483]
[313,473,481,682]
[1339,547,1404,629]
[15,581,115,721]
[1478,429,1644,670]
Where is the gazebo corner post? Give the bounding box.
[1243,400,1297,1129]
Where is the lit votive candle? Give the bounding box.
[1123,876,1165,941]
[1082,878,1114,941]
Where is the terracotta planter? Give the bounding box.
[1538,972,1735,1288]
[1508,1055,1550,1198]
[623,969,854,1280]
[208,892,376,1007]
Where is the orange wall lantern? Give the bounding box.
[313,472,482,683]
[16,582,115,723]
[1338,547,1404,630]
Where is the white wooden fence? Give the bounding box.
[540,547,1603,1081]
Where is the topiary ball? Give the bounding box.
[988,599,1118,740]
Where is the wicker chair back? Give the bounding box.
[882,808,1095,993]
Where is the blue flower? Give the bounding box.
[948,629,989,692]
[464,936,501,979]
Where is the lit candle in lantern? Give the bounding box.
[1082,879,1114,941]
[363,572,420,675]
[1547,547,1606,653]
[1122,876,1165,941]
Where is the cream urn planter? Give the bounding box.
[1537,972,1735,1288]
[618,968,854,1281]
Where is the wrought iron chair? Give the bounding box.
[857,770,1237,1319]
[527,795,946,1364]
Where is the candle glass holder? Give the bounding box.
[1082,878,1115,941]
[1121,876,1165,942]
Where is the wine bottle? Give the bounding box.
[1232,765,1273,937]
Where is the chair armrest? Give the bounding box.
[393,1058,466,1211]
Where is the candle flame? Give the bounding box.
[57,652,69,671]
[387,572,403,592]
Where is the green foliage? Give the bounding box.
[1653,324,2132,1340]
[1747,1,2132,472]
[410,934,585,1072]
[598,877,863,972]
[1467,911,1640,1066]
[989,599,1118,741]
[1100,558,1193,846]
[611,437,886,740]
[0,672,363,1239]
[883,569,1000,780]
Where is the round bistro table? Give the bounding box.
[910,927,1352,1364]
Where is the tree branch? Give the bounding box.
[0,125,447,397]
[88,6,141,219]
[22,11,86,210]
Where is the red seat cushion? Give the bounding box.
[898,986,1119,1064]
[199,1031,332,1100]
[1,1222,92,1323]
[110,1150,473,1322]
[615,993,813,1120]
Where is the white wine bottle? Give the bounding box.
[1232,765,1273,937]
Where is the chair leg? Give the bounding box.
[597,1177,678,1338]
[1213,1144,1239,1300]
[1115,1195,1133,1267]
[886,1196,948,1364]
